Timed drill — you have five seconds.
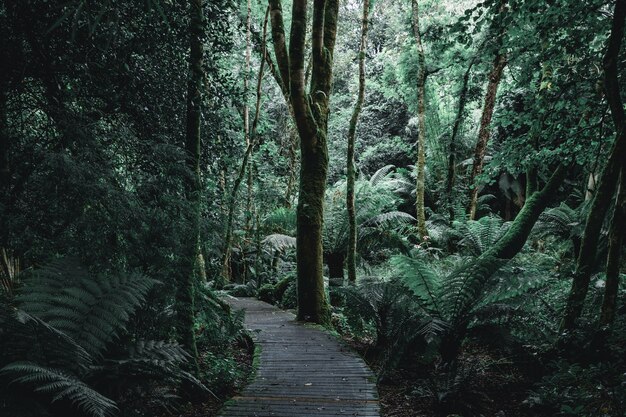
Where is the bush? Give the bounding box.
[279,281,297,309]
[257,283,276,304]
[274,273,295,302]
[227,283,256,297]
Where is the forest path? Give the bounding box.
[219,297,379,417]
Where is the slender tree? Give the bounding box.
[178,0,205,373]
[468,2,507,220]
[268,0,339,323]
[411,0,428,238]
[446,54,477,221]
[561,0,626,330]
[346,0,370,284]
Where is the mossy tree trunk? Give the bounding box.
[411,0,428,238]
[468,2,507,220]
[561,0,626,331]
[269,0,339,324]
[600,168,626,326]
[346,0,370,284]
[178,0,204,374]
[468,52,506,220]
[446,55,476,222]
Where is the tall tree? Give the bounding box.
[468,2,507,220]
[178,0,205,373]
[268,0,339,323]
[561,0,626,331]
[346,0,370,284]
[411,0,428,238]
[446,54,477,222]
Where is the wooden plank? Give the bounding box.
[219,297,380,417]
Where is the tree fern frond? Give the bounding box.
[364,211,416,227]
[1,362,118,417]
[391,255,441,313]
[17,261,158,357]
[262,234,296,252]
[369,164,396,186]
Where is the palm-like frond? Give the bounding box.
[0,362,118,417]
[263,207,297,235]
[369,164,395,187]
[363,211,416,228]
[17,261,158,357]
[456,216,510,256]
[262,233,296,252]
[534,203,581,240]
[391,255,441,312]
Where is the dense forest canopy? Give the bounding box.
[1,0,625,416]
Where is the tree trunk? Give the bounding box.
[178,0,204,374]
[561,0,626,331]
[346,0,370,284]
[269,0,339,324]
[446,55,476,222]
[284,125,298,208]
[468,52,507,220]
[411,0,428,238]
[600,168,625,326]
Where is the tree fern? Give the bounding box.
[456,216,510,256]
[1,362,118,417]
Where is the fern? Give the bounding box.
[17,261,158,357]
[534,203,582,240]
[262,233,297,252]
[391,255,441,312]
[369,164,395,187]
[456,216,510,256]
[1,362,118,417]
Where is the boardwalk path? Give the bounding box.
[220,297,380,417]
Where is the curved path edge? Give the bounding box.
[219,297,380,417]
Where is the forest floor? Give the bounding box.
[145,340,253,417]
[347,339,535,417]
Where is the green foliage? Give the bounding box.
[528,359,626,416]
[0,259,206,417]
[257,283,276,304]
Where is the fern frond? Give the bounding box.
[17,261,158,357]
[391,255,441,313]
[1,362,118,417]
[534,203,581,239]
[262,234,296,252]
[369,164,395,187]
[364,211,416,228]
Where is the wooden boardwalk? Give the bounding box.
[220,297,379,417]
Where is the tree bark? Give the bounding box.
[468,52,507,220]
[178,0,204,374]
[600,168,625,326]
[346,0,370,284]
[561,0,626,331]
[268,0,338,323]
[411,0,428,238]
[446,55,476,222]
